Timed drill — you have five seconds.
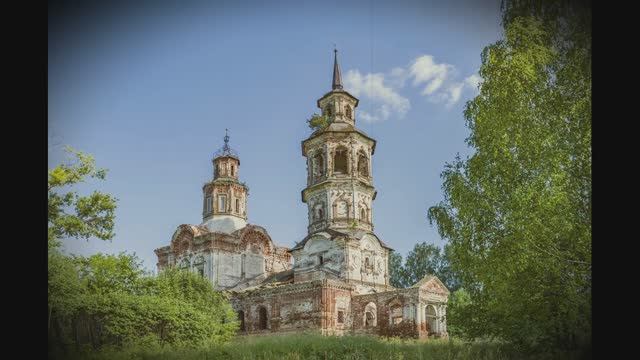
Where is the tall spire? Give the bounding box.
[332,48,343,90]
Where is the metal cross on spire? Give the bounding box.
[223,128,230,151]
[214,128,239,159]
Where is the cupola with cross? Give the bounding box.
[201,130,249,233]
[316,49,359,127]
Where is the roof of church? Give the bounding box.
[411,274,450,294]
[290,228,392,251]
[303,122,376,155]
[316,49,359,107]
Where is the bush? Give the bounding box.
[49,253,238,358]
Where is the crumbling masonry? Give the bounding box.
[154,50,449,339]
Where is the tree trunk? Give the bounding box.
[52,315,67,356]
[72,316,80,353]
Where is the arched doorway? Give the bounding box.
[426,305,438,335]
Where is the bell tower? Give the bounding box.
[301,49,377,234]
[201,130,249,233]
[290,50,391,293]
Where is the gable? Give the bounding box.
[414,275,450,295]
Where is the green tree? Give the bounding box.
[446,288,472,339]
[75,253,146,296]
[403,243,442,286]
[388,243,460,291]
[48,149,238,357]
[388,251,406,288]
[428,0,590,353]
[48,146,117,249]
[55,253,238,352]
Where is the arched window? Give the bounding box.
[313,153,324,179]
[205,196,212,213]
[238,310,245,332]
[318,207,324,220]
[231,165,235,176]
[357,153,368,177]
[426,305,438,334]
[194,256,205,277]
[390,304,403,325]
[236,199,240,213]
[365,257,370,268]
[325,105,333,116]
[258,306,268,330]
[360,208,366,222]
[333,148,348,174]
[179,258,190,270]
[218,195,227,213]
[364,302,377,327]
[345,105,352,119]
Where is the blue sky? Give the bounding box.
[49,0,503,271]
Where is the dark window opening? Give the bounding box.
[345,105,352,119]
[358,154,368,177]
[238,311,245,331]
[318,255,324,265]
[236,199,240,213]
[259,307,268,330]
[313,153,324,179]
[337,310,344,324]
[365,311,375,327]
[334,149,348,174]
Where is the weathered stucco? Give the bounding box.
[154,58,449,339]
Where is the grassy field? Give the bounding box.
[61,333,589,360]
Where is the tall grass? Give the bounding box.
[61,333,589,360]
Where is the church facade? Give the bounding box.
[154,51,449,339]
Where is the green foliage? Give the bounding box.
[427,0,591,353]
[307,113,331,131]
[48,146,117,249]
[64,334,589,360]
[446,289,473,339]
[49,250,85,318]
[388,251,405,288]
[48,149,237,358]
[75,253,146,295]
[50,253,238,357]
[403,243,443,286]
[388,243,460,291]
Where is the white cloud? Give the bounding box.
[446,82,464,107]
[464,73,482,91]
[409,55,453,95]
[340,56,481,122]
[344,69,410,123]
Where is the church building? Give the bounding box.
[154,51,449,338]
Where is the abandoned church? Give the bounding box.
[154,50,449,338]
